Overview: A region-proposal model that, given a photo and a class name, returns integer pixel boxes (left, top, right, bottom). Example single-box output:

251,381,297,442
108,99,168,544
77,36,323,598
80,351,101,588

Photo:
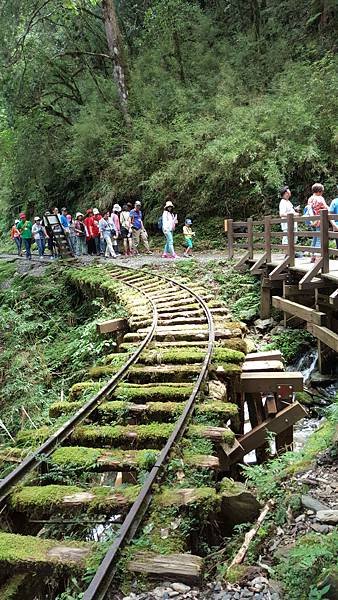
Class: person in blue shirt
60,207,70,232
329,190,338,249
129,200,152,254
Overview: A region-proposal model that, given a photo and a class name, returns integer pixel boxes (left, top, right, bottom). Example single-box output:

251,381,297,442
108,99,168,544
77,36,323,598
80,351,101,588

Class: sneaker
162,253,168,258
169,253,178,259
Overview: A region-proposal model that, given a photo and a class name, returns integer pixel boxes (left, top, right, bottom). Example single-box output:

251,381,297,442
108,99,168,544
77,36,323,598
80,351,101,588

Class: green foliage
214,268,261,322
276,532,338,600
265,328,315,362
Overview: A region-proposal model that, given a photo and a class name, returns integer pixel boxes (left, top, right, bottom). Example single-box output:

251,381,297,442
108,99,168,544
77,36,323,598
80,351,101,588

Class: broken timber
97,318,128,334
240,371,303,393
128,552,203,584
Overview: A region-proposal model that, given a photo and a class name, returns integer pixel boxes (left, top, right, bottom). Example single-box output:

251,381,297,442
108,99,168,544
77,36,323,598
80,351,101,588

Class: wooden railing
224,209,338,286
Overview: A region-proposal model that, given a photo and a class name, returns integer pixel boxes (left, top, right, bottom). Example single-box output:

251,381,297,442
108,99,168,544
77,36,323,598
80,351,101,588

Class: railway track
0,262,248,600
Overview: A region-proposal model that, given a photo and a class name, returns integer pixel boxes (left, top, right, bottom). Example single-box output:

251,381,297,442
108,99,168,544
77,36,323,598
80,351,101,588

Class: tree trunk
173,30,186,84
101,0,130,125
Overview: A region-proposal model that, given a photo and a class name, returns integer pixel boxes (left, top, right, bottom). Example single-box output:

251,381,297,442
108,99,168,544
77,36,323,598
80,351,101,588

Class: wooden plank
250,252,267,275
242,360,284,372
307,323,338,353
299,258,323,290
240,371,303,393
320,209,330,273
265,395,277,416
234,251,250,270
272,296,326,326
329,289,338,307
246,350,282,362
128,552,203,584
269,256,290,281
97,318,128,334
237,402,307,456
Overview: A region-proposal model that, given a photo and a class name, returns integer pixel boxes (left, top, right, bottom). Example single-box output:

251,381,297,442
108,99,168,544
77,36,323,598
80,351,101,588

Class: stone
309,371,337,387
254,318,274,331
213,582,222,592
310,523,331,534
295,513,305,522
172,583,191,593
168,592,179,598
301,494,329,512
162,594,169,600
316,509,338,524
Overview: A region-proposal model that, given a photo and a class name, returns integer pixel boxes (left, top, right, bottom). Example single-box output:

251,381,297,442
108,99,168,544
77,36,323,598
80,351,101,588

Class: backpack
303,205,314,227
157,215,163,231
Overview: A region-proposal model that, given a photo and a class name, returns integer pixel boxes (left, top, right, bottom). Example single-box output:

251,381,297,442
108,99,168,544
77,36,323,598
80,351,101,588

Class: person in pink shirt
307,183,329,261
109,204,121,255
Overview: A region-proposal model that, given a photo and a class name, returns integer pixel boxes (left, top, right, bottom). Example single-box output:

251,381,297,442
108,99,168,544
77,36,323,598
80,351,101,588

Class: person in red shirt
93,208,104,254
84,208,95,255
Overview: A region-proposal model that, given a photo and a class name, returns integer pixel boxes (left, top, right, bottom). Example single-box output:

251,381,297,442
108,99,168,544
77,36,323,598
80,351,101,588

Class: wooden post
247,217,253,260
227,219,234,259
260,279,271,319
246,393,269,463
264,216,272,263
320,209,329,273
287,213,295,267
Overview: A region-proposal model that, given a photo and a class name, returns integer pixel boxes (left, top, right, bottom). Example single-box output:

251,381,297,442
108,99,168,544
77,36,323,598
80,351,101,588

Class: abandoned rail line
0,260,305,600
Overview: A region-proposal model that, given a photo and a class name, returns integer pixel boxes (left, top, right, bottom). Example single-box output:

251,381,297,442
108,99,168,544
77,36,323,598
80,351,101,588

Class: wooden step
242,360,284,372
89,363,202,383
240,371,303,393
128,552,203,584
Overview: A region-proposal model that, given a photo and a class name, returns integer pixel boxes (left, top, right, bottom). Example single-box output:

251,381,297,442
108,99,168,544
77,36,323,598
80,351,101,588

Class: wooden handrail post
320,208,329,273
227,219,234,259
287,213,295,266
264,216,272,263
247,217,253,259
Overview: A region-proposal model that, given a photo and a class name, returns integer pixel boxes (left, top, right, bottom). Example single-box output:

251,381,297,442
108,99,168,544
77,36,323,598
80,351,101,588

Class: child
183,218,195,256
10,219,22,256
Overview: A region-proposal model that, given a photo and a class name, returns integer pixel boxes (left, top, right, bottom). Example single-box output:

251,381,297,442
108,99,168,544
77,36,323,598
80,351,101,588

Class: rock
213,582,222,592
245,339,256,353
301,494,329,512
233,593,240,600
162,594,170,600
316,509,338,524
295,513,305,522
318,568,338,600
309,371,338,387
168,592,179,598
208,380,227,402
270,326,285,335
310,523,331,534
171,583,191,593
254,318,274,331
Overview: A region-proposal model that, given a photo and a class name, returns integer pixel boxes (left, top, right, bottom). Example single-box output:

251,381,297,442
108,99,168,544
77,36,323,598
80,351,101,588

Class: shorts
185,237,193,249
121,226,131,239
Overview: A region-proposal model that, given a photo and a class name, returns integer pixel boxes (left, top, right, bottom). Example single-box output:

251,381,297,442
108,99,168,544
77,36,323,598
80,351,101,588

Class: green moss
0,531,93,570
88,365,118,379
157,486,218,507
115,383,193,402
69,381,101,401
188,425,235,445
219,477,244,495
72,423,175,448
49,400,82,417
16,427,51,447
210,363,242,376
226,565,248,584
99,401,185,421
135,346,244,366
10,485,83,514
51,446,102,469
197,402,238,419
217,338,248,353
295,391,314,406
264,328,314,363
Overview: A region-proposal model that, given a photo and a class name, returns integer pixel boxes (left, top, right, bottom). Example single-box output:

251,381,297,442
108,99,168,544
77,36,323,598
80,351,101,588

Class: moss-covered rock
68,381,101,401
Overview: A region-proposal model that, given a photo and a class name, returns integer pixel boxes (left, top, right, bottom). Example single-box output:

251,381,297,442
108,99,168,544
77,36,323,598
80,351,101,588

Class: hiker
110,204,121,255
307,183,329,262
93,208,104,254
162,200,178,259
120,204,133,256
183,218,195,257
84,209,95,255
10,220,22,256
60,207,69,232
279,186,300,250
67,214,76,254
17,212,33,260
74,212,87,256
32,217,47,259
329,188,338,250
99,210,116,258
130,201,152,254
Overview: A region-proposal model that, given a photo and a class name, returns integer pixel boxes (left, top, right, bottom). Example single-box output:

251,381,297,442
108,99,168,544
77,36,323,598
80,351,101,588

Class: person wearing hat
10,219,22,256
183,218,195,257
17,212,33,259
109,204,122,255
92,208,103,254
279,186,300,248
130,200,152,254
120,204,133,256
162,200,178,258
74,212,87,256
32,217,47,259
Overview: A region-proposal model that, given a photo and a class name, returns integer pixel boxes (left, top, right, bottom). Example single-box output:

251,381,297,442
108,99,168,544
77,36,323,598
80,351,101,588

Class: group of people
10,199,196,260
279,183,338,260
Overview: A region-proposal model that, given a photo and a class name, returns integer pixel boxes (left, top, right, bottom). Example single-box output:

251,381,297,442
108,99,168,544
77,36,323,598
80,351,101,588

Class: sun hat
165,201,174,208
135,201,141,206
113,204,122,212
185,218,192,225
34,216,41,221
76,212,84,218
93,208,99,215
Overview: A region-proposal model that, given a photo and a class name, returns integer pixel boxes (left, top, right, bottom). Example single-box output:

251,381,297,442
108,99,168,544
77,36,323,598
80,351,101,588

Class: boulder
316,510,338,524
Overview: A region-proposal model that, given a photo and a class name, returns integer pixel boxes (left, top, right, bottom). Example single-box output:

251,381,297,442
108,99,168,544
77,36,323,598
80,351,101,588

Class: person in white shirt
162,200,178,258
279,186,300,248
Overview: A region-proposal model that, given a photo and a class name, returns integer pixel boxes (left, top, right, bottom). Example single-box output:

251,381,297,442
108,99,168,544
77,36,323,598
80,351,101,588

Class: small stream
290,348,337,451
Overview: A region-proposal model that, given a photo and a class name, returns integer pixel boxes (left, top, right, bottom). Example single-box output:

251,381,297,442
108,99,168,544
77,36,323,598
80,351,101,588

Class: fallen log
230,499,274,567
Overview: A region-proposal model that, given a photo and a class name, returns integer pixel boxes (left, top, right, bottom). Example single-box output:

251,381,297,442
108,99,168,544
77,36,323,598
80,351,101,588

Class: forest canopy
0,0,337,225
